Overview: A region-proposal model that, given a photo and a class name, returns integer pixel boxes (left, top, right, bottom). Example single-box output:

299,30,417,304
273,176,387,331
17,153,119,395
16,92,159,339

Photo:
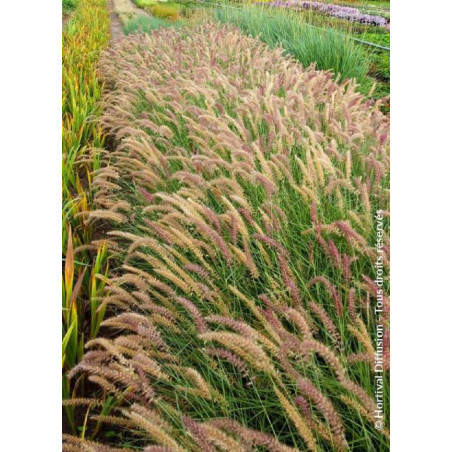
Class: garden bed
63,2,390,449
63,21,390,451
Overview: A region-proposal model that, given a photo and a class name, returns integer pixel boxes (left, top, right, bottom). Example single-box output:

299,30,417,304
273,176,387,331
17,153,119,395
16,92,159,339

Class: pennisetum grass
63,22,389,451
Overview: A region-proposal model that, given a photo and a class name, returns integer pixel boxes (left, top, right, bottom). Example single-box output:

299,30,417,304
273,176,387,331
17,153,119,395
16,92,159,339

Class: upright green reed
123,14,175,34
216,5,370,85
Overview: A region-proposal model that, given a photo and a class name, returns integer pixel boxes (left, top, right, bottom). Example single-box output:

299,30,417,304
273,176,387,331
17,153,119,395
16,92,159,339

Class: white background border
1,0,452,450
0,0,61,449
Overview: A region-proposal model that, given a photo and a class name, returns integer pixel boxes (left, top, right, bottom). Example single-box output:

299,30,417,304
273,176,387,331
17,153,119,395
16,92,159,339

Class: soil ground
109,0,124,42
109,0,151,41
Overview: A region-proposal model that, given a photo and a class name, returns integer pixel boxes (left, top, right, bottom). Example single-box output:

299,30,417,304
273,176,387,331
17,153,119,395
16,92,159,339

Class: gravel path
109,0,124,42
109,0,150,42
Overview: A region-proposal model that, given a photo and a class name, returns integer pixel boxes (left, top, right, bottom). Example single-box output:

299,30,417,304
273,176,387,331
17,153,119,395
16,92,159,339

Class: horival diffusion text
374,209,384,430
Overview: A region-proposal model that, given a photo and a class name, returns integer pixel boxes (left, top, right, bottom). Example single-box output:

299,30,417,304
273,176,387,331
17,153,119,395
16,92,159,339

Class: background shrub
63,0,78,13
150,3,180,20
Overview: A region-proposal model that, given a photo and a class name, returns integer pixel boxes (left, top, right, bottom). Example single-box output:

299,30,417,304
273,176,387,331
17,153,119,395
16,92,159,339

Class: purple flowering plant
264,1,389,28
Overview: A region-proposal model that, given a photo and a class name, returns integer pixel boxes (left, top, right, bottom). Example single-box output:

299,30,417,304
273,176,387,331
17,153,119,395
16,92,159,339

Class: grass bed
64,23,390,451
214,4,389,104
124,14,176,34
62,0,111,434
149,3,180,20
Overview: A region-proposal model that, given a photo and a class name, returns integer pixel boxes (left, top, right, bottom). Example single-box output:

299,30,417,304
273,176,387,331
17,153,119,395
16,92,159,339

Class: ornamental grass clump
65,24,389,451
